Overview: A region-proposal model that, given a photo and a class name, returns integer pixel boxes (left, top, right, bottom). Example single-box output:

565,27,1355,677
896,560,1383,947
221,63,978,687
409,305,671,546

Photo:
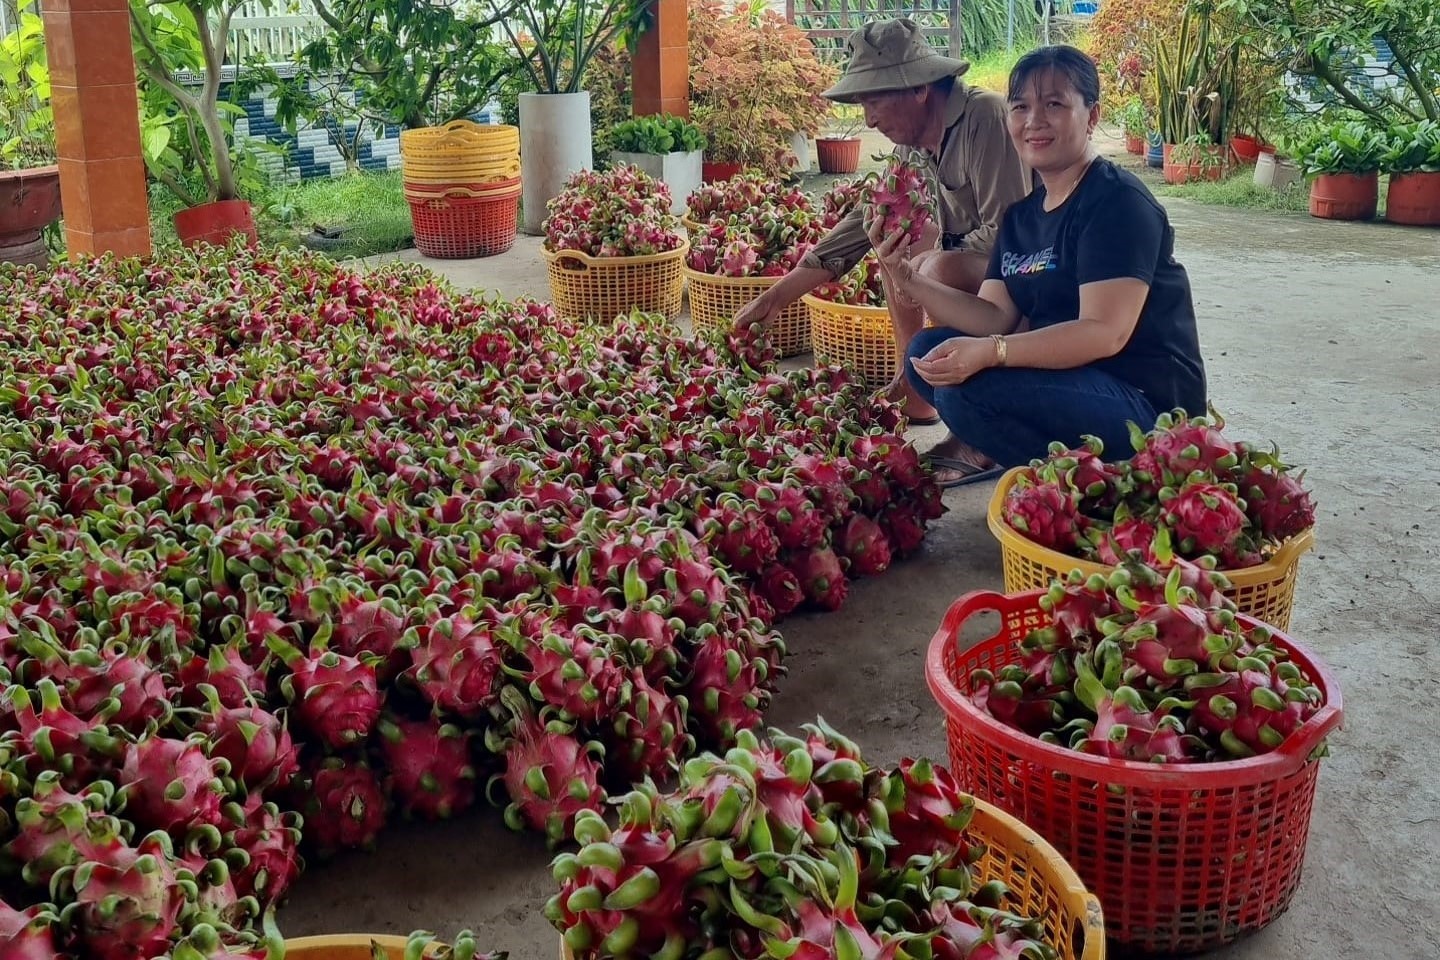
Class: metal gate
785,0,964,63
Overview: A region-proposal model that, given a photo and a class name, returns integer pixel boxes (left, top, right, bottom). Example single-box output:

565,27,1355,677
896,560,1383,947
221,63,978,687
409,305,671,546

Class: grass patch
1153,173,1311,214
966,46,1029,94
142,169,414,260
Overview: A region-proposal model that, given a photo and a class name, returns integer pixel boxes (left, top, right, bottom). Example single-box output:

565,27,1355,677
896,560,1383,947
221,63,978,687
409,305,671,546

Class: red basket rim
924,589,1344,789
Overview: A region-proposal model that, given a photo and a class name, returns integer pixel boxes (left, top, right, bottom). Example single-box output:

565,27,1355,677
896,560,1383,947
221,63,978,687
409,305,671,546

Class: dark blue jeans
905,328,1159,468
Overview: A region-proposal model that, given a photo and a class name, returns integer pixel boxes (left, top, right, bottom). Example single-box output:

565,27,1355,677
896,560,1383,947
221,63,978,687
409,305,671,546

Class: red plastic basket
405,184,520,259
925,590,1343,955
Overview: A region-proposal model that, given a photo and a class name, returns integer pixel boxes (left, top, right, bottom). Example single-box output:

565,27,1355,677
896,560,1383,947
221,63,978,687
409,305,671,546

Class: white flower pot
519,91,593,235
789,131,812,174
1254,151,1301,191
609,150,703,215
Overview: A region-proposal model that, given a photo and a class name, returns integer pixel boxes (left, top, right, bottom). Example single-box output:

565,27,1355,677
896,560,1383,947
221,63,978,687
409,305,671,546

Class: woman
868,44,1207,487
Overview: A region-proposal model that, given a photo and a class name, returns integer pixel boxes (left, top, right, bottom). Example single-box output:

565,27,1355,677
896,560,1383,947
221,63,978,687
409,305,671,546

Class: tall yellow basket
556,795,1105,960
986,466,1316,630
399,120,521,184
685,268,811,356
543,242,689,322
803,293,895,387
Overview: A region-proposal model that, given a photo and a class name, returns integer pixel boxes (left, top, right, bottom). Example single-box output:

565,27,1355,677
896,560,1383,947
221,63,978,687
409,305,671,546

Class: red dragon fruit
226,799,303,908
1131,409,1239,484
7,677,122,788
57,641,170,732
405,613,504,720
492,704,607,848
685,637,767,746
878,499,928,557
747,480,830,550
862,154,937,246
0,899,59,960
175,643,265,709
786,545,849,611
758,563,805,617
876,757,974,865
197,700,299,791
1188,663,1320,758
272,639,382,749
118,733,228,834
1002,480,1086,553
1084,686,1192,763
55,831,189,960
835,513,892,577
1160,481,1248,558
605,670,693,784
1036,435,1117,503
1239,466,1315,541
377,715,479,821
692,495,781,575
849,433,928,493
519,629,626,726
1090,514,1166,567
297,756,390,857
2,771,128,888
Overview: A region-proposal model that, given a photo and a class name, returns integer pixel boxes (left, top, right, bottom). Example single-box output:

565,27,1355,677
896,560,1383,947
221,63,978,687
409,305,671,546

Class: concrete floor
281,154,1440,958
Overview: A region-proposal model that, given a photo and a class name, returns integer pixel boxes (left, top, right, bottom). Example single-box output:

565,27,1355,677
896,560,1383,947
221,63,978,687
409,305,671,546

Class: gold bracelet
991,333,1008,367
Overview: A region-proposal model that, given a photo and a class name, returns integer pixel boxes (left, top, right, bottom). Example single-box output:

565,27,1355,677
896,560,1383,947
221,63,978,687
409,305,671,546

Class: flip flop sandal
928,455,1004,489
905,413,941,426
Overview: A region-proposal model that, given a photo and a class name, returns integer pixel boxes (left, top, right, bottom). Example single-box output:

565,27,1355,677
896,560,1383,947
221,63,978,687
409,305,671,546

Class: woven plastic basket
684,268,810,357
400,121,521,184
557,793,1105,960
986,466,1316,631
543,242,689,321
407,183,521,259
926,589,1342,954
803,293,895,387
283,935,412,959
403,176,521,201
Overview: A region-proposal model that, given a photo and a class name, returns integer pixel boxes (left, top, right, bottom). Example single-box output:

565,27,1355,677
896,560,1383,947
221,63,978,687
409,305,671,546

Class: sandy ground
281,134,1440,959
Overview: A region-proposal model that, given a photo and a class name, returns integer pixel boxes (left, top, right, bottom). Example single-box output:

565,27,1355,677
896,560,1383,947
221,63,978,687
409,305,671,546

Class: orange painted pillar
632,0,689,118
42,0,152,258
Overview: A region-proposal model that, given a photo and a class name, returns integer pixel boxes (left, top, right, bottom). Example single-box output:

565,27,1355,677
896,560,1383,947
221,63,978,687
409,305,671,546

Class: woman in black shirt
869,45,1207,486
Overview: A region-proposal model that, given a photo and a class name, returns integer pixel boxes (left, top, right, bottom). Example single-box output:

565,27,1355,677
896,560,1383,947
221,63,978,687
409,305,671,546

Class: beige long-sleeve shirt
800,83,1033,278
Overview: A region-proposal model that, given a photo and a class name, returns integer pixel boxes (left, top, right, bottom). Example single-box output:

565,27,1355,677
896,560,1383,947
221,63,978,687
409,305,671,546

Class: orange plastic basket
283,935,414,959
986,466,1316,631
557,793,1105,960
926,589,1342,955
684,268,810,357
803,293,894,387
406,183,521,259
543,242,688,322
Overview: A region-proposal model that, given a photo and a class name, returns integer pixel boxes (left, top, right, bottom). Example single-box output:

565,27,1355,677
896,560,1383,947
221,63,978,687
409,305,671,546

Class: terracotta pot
173,199,258,249
1385,170,1440,226
1125,134,1146,155
0,165,63,268
1308,171,1378,221
816,137,862,174
701,161,743,183
1163,143,1226,184
1230,134,1262,165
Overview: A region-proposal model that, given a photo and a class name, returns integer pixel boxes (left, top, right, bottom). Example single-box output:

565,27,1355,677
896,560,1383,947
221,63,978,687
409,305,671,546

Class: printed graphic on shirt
1000,246,1058,277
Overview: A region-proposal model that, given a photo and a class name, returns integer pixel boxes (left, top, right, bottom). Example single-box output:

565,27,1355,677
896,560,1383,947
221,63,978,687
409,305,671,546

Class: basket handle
923,589,1034,701
550,249,595,270
1267,526,1316,568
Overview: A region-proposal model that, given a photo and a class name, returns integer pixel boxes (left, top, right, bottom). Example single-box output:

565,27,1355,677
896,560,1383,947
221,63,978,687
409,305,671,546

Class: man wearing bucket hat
733,18,1032,428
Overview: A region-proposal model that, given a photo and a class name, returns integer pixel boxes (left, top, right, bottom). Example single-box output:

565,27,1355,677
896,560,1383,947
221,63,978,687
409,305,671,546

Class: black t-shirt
984,158,1207,415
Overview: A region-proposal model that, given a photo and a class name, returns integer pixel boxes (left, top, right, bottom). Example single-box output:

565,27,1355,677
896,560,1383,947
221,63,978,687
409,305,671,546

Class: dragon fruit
272,639,382,749
787,545,849,611
836,513,892,577
685,637,768,746
176,644,265,709
1239,466,1315,541
118,733,228,834
7,677,122,788
2,771,129,888
1035,436,1117,503
1082,686,1192,763
1132,409,1239,483
876,757,974,864
747,479,830,550
862,154,937,246
377,716,479,820
519,629,626,726
1002,480,1085,552
719,237,761,277
198,700,299,791
605,670,693,783
1188,661,1321,758
692,496,780,575
1159,481,1248,558
405,613,504,719
226,800,303,908
879,499,928,557
297,756,390,856
492,704,607,848
55,831,189,960
0,899,59,960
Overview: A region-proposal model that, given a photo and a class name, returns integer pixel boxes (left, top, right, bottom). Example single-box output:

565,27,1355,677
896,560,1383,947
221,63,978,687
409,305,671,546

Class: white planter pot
789,131,812,174
1254,151,1301,191
519,91,593,235
609,149,703,214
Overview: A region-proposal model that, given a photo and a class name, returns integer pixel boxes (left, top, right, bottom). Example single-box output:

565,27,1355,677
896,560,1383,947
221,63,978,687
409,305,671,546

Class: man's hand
909,335,1001,387
733,292,779,331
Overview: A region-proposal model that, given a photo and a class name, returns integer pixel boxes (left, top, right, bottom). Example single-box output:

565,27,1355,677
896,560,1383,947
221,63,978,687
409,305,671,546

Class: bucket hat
822,18,971,103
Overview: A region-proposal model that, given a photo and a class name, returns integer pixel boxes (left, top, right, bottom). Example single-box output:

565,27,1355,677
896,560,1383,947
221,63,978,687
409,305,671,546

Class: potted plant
1381,119,1440,226
129,0,268,248
816,103,865,173
1116,96,1149,155
0,0,61,268
1294,119,1387,221
488,0,649,234
1150,4,1238,173
608,114,706,215
690,106,747,183
688,0,837,181
1166,132,1226,184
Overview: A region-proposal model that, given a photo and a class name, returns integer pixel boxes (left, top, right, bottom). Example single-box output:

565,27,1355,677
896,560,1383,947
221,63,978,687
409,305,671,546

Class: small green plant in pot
1380,120,1440,226
817,103,865,173
1116,96,1149,153
608,114,707,215
1294,119,1387,221
0,0,62,267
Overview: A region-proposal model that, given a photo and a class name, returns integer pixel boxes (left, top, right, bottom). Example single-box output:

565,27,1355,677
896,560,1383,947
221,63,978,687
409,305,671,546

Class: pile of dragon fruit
683,173,850,279
1001,410,1316,570
543,166,685,258
548,721,1059,960
0,244,944,958
971,559,1327,762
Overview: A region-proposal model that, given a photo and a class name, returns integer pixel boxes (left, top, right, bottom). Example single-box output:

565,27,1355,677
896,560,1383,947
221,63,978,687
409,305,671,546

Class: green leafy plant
0,0,54,170
609,114,705,154
1149,3,1240,145
1171,130,1225,169
1116,96,1150,138
1293,118,1388,176
820,103,865,141
1381,119,1440,173
484,0,650,95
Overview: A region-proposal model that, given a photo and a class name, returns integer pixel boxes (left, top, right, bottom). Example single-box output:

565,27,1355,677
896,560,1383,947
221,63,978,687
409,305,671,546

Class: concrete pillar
631,0,689,118
42,0,152,258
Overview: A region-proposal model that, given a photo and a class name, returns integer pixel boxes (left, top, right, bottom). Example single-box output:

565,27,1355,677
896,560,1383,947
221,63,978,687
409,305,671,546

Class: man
734,18,1032,431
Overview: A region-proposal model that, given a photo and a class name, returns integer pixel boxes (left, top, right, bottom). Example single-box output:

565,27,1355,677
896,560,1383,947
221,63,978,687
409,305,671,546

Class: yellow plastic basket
283,935,415,959
803,293,895,388
556,795,1104,960
986,466,1316,630
401,157,522,185
544,242,689,322
684,268,811,357
399,120,520,158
